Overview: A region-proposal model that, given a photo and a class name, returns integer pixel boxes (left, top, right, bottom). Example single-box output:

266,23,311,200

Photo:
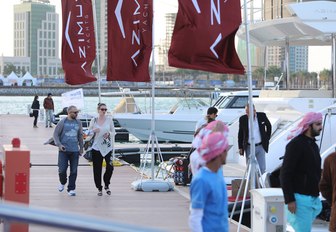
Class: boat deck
0,114,249,231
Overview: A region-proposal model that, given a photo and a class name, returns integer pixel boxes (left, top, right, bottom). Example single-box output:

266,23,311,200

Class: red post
3,138,30,232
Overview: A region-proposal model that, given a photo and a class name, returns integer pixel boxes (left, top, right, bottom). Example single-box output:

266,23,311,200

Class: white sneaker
68,190,76,196
58,184,64,192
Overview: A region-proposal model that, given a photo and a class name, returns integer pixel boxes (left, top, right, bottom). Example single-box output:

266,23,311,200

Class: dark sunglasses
100,108,107,111
70,111,79,114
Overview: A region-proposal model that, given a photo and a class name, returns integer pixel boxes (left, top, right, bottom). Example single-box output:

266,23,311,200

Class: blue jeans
58,151,79,192
45,109,54,126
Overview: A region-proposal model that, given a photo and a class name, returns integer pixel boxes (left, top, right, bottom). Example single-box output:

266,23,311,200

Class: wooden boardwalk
0,115,249,232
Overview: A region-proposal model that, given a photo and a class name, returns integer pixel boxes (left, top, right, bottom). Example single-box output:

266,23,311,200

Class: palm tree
319,69,331,89
3,63,17,76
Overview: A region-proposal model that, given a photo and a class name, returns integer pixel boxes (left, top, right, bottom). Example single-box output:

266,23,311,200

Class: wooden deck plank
0,115,249,232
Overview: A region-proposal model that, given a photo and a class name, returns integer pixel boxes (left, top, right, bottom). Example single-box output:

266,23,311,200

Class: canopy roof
6,71,18,80
237,1,336,47
22,72,36,80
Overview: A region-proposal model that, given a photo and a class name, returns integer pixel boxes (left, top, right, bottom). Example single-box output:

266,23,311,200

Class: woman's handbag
83,135,95,161
83,118,97,162
83,150,93,161
29,111,33,117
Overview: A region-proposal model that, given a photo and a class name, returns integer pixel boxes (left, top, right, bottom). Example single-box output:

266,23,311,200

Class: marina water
0,96,210,115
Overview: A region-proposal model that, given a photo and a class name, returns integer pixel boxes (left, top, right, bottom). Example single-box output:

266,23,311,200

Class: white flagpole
237,1,256,232
131,0,173,192
92,0,102,103
243,0,255,189
150,0,156,180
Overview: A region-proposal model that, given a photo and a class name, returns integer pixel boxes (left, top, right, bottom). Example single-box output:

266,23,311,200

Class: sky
0,0,331,73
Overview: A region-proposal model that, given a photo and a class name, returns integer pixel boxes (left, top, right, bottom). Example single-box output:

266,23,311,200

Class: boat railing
0,201,163,232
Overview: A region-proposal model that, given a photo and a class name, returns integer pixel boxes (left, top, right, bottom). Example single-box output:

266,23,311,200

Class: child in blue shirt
189,121,229,232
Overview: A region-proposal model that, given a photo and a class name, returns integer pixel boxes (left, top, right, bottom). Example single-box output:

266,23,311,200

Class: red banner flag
168,0,245,74
61,0,97,85
107,0,152,82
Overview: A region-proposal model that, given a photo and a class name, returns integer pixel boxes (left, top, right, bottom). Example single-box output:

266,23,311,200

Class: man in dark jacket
43,93,54,128
280,112,323,232
238,104,271,174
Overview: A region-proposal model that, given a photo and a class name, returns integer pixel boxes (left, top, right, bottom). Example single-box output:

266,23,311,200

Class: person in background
190,120,227,176
189,107,219,177
31,95,40,128
320,151,336,232
189,127,230,232
53,105,83,196
88,103,116,196
280,112,323,231
238,104,271,174
194,106,218,135
43,93,54,128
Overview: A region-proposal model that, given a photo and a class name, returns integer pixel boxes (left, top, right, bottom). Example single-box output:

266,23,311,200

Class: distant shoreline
0,86,241,97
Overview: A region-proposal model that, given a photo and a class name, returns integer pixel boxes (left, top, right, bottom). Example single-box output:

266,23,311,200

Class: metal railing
0,202,164,232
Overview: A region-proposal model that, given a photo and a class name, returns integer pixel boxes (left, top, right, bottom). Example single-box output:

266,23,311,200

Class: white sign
61,88,84,109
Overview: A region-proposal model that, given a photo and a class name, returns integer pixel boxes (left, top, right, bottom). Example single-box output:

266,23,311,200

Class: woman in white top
88,103,116,196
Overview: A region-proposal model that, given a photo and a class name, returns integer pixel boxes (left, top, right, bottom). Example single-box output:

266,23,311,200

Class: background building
0,55,30,76
263,0,308,73
156,13,176,73
14,0,60,77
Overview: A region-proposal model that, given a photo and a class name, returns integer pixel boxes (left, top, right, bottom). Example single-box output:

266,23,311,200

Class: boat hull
115,113,197,143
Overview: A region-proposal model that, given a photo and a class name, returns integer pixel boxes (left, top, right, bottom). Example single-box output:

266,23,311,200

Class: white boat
225,89,336,166
225,90,336,232
114,90,259,143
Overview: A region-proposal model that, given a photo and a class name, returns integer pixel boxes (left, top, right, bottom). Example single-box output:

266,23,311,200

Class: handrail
0,202,164,232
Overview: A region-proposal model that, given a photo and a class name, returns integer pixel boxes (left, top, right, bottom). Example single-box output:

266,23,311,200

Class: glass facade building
14,0,59,77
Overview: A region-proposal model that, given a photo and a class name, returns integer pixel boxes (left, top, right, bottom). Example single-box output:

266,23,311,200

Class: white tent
22,72,37,86
4,72,19,86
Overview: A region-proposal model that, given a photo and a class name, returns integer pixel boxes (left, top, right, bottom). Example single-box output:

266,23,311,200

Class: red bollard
3,138,30,232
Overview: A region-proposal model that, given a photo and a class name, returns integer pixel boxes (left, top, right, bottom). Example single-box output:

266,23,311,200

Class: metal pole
0,202,161,232
332,33,336,98
243,0,257,230
92,0,101,103
264,46,267,89
150,0,156,180
285,37,290,89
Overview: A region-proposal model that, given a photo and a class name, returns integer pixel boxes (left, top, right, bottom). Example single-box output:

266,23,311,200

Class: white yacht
226,90,336,167
114,90,259,143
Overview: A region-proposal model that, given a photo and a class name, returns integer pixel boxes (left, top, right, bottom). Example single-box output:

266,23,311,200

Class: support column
332,33,336,97
285,37,290,89
264,46,268,89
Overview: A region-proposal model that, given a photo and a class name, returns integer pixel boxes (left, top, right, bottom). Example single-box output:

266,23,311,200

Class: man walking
238,104,272,174
43,93,54,128
53,105,83,196
280,112,323,231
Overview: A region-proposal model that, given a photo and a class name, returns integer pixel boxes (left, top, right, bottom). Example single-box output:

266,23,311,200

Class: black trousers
33,110,39,126
92,149,114,191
